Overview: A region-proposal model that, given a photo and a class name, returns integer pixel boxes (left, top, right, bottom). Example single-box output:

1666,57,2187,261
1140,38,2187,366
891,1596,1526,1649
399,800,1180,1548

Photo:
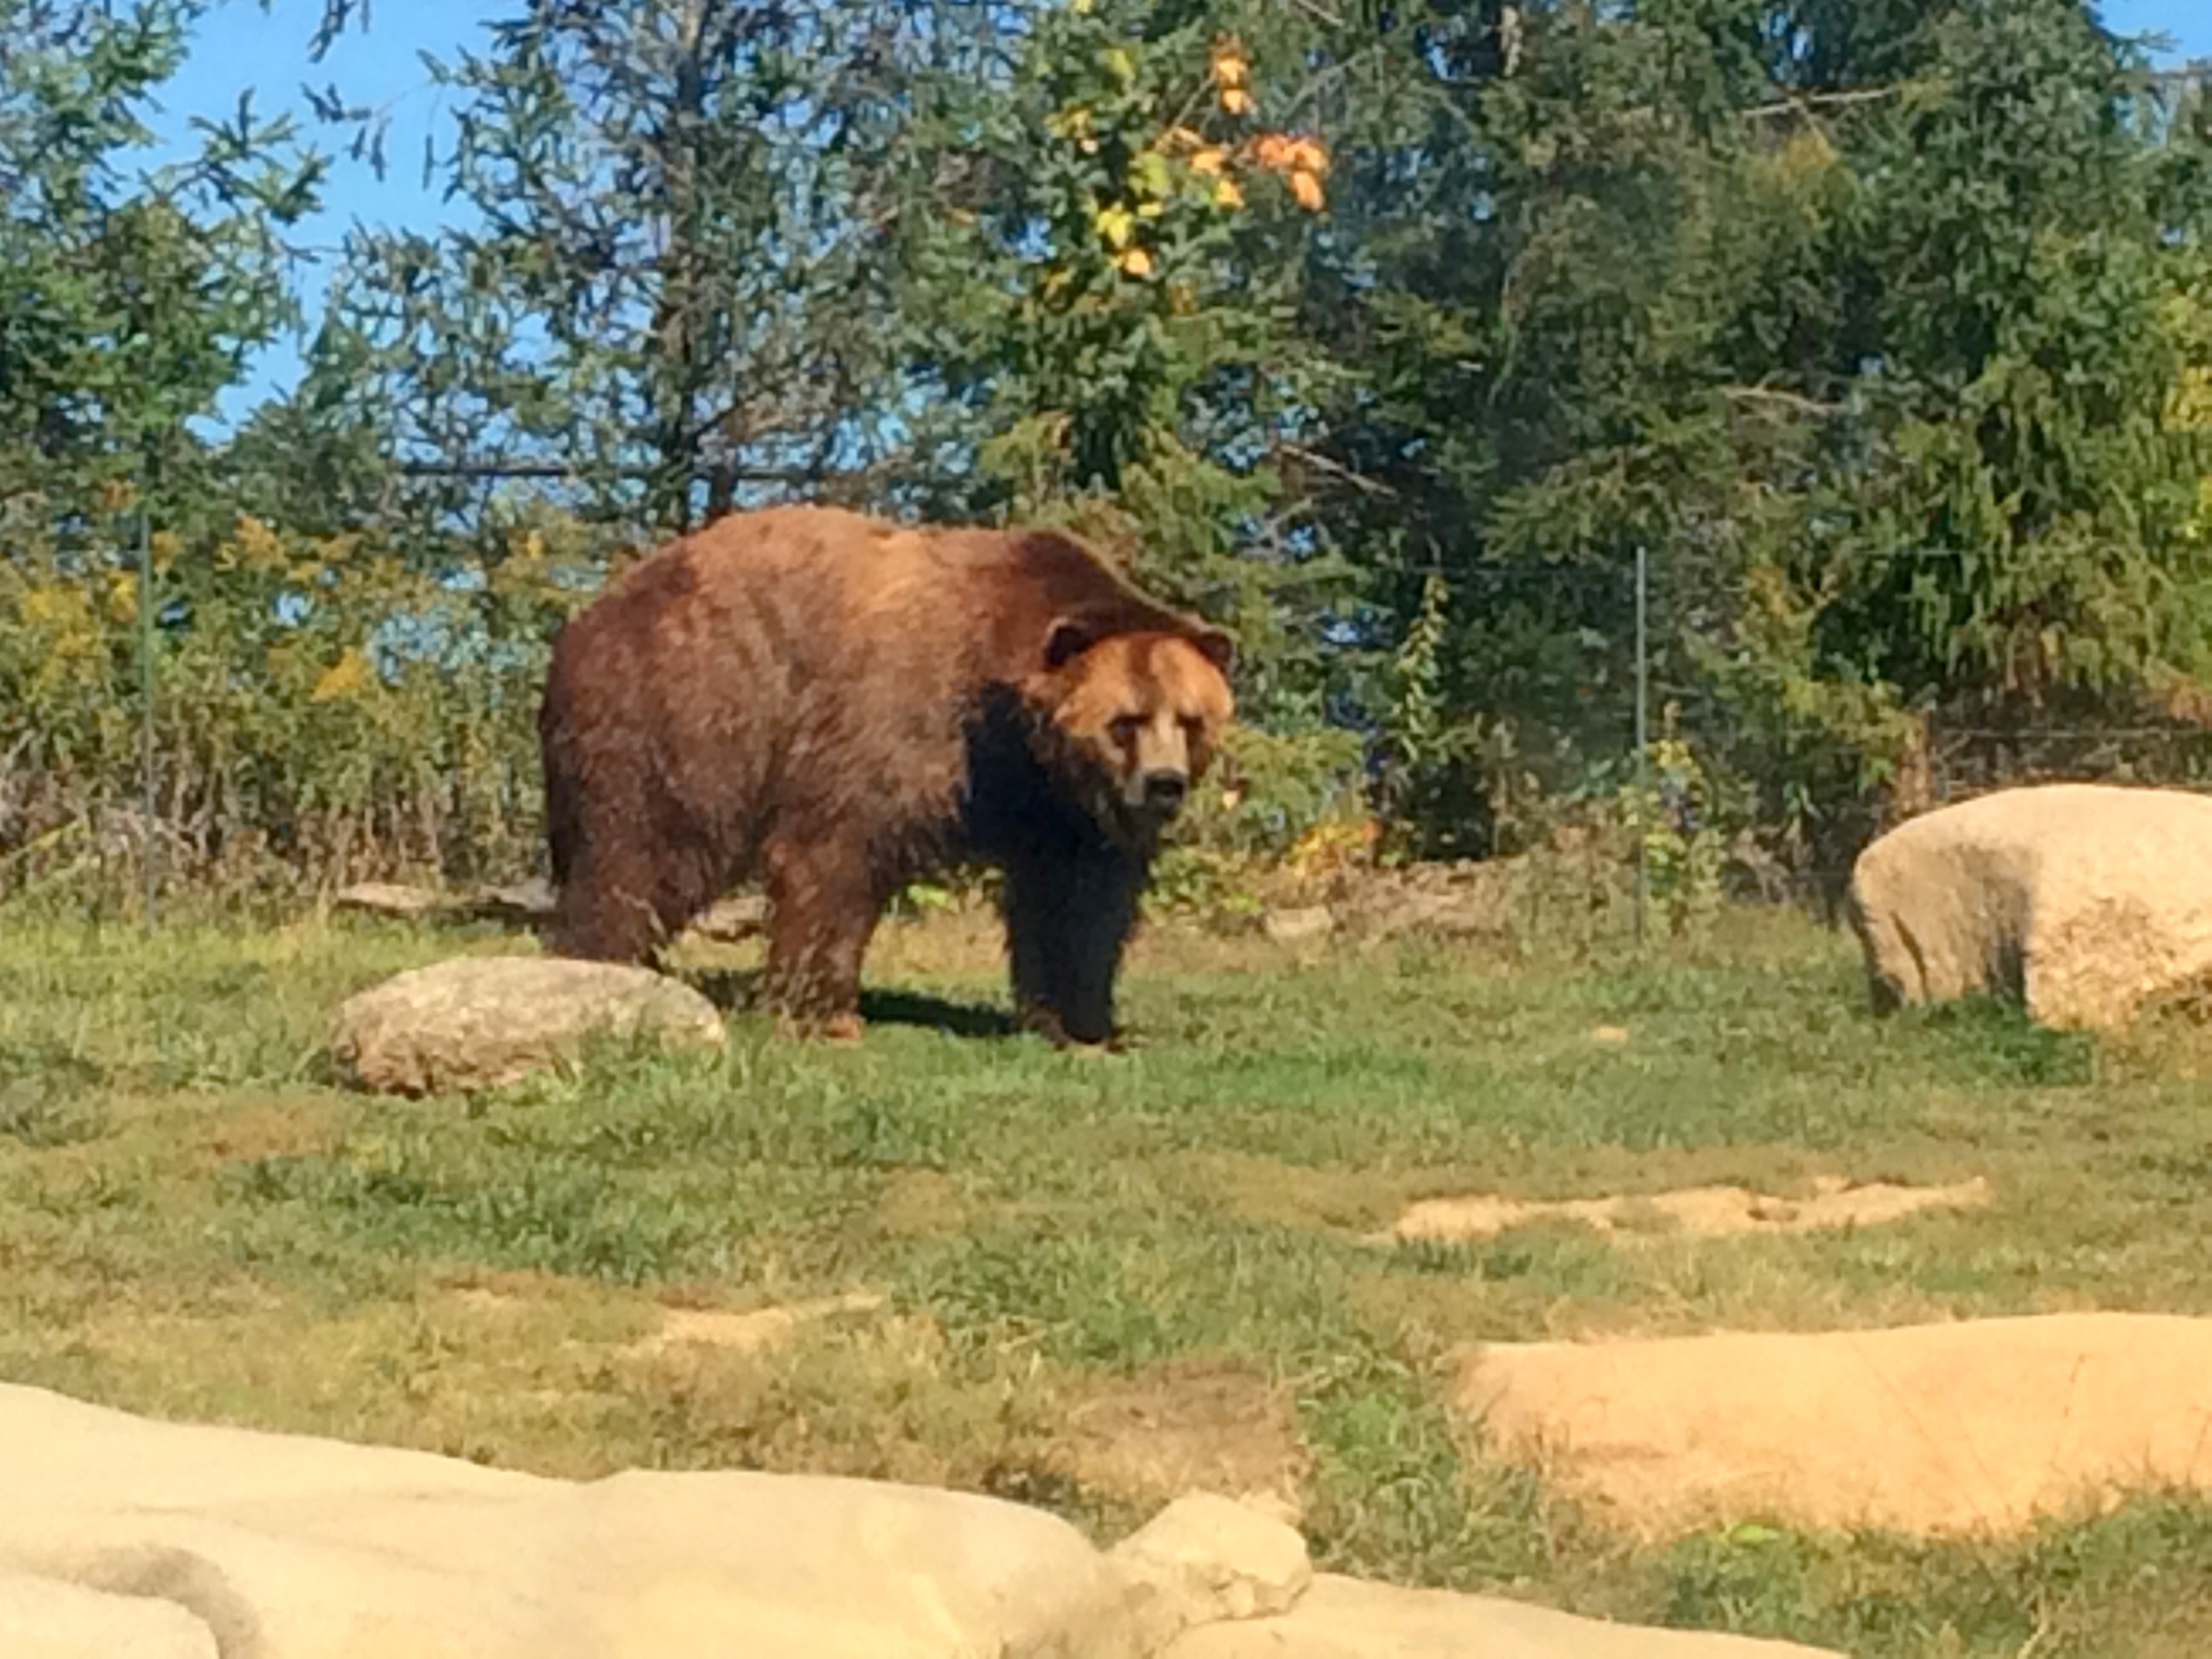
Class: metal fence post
140,511,157,928
1633,544,1648,951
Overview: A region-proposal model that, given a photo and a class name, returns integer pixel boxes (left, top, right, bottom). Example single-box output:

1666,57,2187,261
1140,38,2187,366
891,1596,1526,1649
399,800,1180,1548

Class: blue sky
150,0,2212,420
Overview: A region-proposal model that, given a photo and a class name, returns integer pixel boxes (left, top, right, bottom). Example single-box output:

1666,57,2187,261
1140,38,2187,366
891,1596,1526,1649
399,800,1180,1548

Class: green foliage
1305,0,2212,867
291,0,947,537
0,1,319,512
10,1,2212,895
897,1,1355,715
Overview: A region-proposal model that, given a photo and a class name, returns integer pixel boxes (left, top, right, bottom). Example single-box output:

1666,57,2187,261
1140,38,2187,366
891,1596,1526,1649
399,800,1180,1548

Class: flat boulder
0,1380,1138,1659
1111,1492,1312,1654
0,1381,1847,1659
331,955,725,1094
1160,1575,1832,1658
1849,783,2212,1029
0,1570,219,1659
1457,1312,2212,1538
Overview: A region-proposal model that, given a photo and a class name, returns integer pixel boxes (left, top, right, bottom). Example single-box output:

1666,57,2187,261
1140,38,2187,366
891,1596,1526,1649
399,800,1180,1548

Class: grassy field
5,900,2212,1654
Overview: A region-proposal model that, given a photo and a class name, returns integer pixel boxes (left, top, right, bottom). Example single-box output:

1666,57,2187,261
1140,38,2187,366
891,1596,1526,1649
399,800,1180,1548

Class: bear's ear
1190,625,1235,677
1042,617,1099,671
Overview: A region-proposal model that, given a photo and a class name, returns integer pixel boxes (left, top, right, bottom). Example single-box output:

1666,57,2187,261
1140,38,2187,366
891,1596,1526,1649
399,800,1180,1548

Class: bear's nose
1141,771,1188,815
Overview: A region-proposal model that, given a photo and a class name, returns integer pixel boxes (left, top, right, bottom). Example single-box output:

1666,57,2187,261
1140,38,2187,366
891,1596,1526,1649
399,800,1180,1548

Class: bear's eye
1109,715,1143,747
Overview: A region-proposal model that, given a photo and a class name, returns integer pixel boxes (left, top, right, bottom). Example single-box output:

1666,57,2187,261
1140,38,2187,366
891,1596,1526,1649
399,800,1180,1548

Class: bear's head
1034,619,1235,850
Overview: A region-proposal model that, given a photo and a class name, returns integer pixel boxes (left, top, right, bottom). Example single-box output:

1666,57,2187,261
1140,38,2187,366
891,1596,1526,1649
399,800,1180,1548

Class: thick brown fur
537,505,1233,1044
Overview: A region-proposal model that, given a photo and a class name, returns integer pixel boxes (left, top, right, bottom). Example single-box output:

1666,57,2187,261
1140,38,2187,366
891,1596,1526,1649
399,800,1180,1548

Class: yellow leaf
1132,150,1172,199
311,649,371,704
1189,146,1227,176
1289,169,1325,211
1115,247,1155,279
234,513,287,575
1101,45,1135,83
1094,204,1137,249
1213,177,1245,209
1220,86,1253,115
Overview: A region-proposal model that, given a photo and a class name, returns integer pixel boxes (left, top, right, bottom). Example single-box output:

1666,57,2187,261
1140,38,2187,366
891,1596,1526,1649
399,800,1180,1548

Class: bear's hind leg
760,836,882,1041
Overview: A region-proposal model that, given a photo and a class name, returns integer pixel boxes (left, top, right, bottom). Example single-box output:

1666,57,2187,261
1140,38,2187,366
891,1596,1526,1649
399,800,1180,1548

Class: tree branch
1743,85,1904,121
1720,384,1850,419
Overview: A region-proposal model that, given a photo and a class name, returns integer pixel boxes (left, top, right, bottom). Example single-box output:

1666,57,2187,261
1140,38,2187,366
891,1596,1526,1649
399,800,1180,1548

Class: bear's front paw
775,1010,865,1045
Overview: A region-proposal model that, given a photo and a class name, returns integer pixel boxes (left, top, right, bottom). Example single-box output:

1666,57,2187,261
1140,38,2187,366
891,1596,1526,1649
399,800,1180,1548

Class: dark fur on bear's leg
1004,848,1147,1047
759,835,882,1040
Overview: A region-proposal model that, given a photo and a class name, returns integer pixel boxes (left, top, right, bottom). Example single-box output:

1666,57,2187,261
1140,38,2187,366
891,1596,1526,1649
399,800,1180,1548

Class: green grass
5,903,2212,1654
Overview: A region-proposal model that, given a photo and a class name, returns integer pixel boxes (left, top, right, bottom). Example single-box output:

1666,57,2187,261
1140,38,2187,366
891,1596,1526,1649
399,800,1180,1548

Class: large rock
330,955,725,1094
1111,1493,1312,1654
0,1570,219,1659
0,1382,1843,1659
1849,783,2212,1029
0,1381,1138,1659
1160,1575,1832,1658
1457,1312,2212,1538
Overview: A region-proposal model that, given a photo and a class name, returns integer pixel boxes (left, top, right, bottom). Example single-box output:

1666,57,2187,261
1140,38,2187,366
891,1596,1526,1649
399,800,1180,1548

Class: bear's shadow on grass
684,968,1017,1040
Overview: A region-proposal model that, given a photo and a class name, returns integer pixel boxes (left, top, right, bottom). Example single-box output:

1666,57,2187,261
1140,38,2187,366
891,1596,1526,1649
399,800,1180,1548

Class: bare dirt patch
1049,1359,1310,1519
1457,1311,2212,1538
1386,1174,1994,1245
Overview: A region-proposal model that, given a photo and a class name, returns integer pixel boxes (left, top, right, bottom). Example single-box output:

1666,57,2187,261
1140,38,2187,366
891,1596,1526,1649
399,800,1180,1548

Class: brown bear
537,504,1234,1045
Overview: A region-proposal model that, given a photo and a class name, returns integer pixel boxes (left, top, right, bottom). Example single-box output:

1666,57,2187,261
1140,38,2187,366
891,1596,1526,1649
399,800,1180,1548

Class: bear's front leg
760,836,882,1042
1003,849,1146,1048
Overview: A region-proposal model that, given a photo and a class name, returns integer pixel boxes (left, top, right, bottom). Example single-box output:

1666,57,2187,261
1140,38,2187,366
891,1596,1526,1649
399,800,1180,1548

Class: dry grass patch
1050,1356,1311,1518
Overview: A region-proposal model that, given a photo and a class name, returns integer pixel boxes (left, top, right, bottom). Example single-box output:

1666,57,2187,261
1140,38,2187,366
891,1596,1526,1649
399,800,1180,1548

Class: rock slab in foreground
1112,1492,1313,1654
0,1380,1136,1659
0,1569,220,1659
1849,783,2212,1029
1459,1311,2212,1538
1162,1574,1828,1658
331,955,725,1094
0,1382,1841,1659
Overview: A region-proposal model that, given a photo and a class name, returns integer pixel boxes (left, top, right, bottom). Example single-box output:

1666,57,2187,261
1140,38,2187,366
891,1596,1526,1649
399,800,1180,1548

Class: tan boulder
0,1381,1139,1659
1457,1312,2212,1538
1848,783,2212,1029
1160,1574,1835,1658
330,955,725,1094
1111,1492,1312,1654
0,1570,219,1659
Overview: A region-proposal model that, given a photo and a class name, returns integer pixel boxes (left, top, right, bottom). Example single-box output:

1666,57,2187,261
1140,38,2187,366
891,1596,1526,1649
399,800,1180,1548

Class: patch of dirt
1385,1175,1994,1245
1048,1359,1310,1518
1457,1312,2212,1538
